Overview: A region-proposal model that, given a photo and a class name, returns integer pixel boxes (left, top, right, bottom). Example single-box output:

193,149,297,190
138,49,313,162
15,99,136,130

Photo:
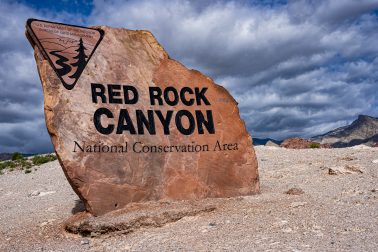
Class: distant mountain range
0,153,12,161
253,114,378,148
311,115,378,147
252,138,282,146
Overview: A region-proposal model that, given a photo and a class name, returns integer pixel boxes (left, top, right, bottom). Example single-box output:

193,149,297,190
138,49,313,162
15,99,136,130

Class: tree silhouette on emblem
69,38,88,80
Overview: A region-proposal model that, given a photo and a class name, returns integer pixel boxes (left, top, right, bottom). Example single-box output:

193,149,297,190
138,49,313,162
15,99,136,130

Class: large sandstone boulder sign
26,19,259,215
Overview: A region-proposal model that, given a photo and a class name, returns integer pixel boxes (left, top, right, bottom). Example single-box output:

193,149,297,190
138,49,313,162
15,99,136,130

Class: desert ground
0,146,377,251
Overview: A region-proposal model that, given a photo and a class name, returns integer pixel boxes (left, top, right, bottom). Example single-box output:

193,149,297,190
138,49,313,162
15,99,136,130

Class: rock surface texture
280,138,316,149
280,137,330,149
28,24,259,215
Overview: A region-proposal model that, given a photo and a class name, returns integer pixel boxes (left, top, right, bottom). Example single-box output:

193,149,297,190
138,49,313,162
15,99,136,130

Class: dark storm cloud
0,120,51,153
0,0,377,153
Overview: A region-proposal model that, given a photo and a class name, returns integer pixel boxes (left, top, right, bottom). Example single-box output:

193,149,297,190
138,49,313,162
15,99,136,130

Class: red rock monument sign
26,19,259,216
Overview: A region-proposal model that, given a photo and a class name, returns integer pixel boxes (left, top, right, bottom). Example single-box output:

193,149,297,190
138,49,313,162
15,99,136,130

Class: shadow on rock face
72,199,86,214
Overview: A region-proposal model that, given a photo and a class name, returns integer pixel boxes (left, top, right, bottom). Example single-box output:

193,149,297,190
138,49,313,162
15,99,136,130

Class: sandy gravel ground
0,146,377,251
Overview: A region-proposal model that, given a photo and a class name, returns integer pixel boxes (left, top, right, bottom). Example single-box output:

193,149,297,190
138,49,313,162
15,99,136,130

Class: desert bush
32,154,57,166
0,161,16,170
0,162,6,170
0,154,56,172
0,159,30,171
20,159,32,169
11,152,24,161
309,143,321,148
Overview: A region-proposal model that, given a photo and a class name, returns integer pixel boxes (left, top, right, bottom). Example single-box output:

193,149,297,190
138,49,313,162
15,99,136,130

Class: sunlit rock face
27,21,259,216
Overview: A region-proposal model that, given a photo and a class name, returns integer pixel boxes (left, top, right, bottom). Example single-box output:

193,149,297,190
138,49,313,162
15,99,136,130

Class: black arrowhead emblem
26,19,104,90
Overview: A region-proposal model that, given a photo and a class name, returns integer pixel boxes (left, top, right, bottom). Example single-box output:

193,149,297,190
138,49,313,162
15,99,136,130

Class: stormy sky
0,0,378,153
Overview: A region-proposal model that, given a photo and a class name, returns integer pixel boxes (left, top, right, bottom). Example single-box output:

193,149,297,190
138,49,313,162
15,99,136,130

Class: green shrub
309,142,320,148
20,159,32,169
0,162,6,170
11,152,24,161
0,161,16,170
0,153,56,172
32,154,57,166
0,159,30,171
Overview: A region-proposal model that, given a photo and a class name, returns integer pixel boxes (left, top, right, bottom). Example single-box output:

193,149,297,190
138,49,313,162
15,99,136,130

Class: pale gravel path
0,146,377,251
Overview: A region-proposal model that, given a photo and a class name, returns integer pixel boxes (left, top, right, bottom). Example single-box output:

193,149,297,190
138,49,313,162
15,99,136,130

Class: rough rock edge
64,201,216,237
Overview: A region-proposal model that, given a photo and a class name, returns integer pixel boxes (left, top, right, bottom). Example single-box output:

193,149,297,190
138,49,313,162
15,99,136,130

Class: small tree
11,152,24,161
309,143,320,149
69,38,88,80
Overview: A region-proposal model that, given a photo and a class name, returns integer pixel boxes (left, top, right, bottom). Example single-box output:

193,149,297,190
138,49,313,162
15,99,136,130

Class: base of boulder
64,199,217,237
